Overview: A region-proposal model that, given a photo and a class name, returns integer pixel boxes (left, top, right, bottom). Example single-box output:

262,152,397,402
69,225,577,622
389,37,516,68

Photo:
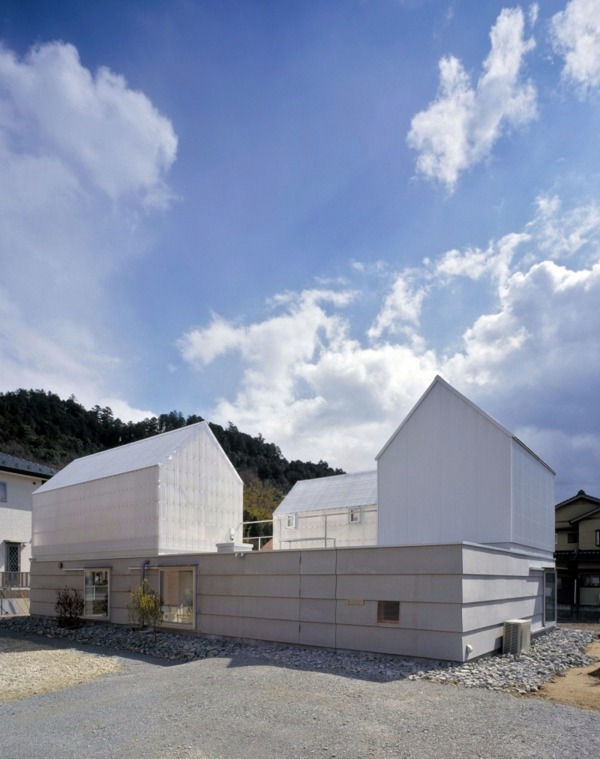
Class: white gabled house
272,470,377,549
32,422,243,561
1,453,55,592
376,376,555,555
29,378,558,661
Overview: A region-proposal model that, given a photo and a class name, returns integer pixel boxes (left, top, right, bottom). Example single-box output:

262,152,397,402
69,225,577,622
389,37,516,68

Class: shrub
55,587,84,629
128,579,163,639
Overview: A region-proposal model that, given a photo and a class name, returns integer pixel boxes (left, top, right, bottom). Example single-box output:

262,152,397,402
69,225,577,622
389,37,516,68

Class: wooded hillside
0,389,344,532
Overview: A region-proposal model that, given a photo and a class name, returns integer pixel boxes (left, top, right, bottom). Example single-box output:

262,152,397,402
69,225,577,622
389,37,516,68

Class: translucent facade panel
273,506,377,549
377,379,511,546
158,426,243,553
32,422,243,560
33,467,159,559
275,471,377,515
511,441,555,552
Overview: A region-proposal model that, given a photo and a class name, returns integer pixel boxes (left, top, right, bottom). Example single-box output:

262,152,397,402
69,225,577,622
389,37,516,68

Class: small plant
128,579,163,639
55,587,84,629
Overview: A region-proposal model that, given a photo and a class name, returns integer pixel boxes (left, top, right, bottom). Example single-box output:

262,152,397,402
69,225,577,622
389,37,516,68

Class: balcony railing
0,571,30,589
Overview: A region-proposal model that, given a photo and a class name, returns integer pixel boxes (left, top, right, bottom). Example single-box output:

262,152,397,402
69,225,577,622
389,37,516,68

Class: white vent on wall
503,619,531,656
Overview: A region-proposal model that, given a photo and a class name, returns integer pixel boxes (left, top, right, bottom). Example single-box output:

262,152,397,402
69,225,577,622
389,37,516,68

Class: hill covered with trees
0,389,344,534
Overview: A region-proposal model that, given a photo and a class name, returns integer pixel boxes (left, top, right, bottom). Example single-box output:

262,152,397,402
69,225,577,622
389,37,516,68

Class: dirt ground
0,636,122,704
538,625,600,712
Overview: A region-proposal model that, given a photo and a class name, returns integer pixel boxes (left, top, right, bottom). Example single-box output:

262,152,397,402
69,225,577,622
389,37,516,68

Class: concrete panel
462,575,540,603
299,550,337,575
335,624,420,658
200,594,300,621
199,615,300,644
299,622,336,648
335,599,376,626
336,574,462,603
30,600,56,617
336,545,463,576
199,551,300,576
299,598,336,624
463,627,504,660
111,608,131,626
414,629,464,661
399,602,463,632
462,546,542,577
200,574,300,598
462,596,543,631
300,574,336,599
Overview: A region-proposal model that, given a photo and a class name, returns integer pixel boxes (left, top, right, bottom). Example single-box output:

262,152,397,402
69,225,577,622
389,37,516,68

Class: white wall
33,467,160,560
0,471,46,573
377,379,512,546
158,426,243,553
273,506,377,549
510,440,555,553
32,424,243,561
30,542,554,662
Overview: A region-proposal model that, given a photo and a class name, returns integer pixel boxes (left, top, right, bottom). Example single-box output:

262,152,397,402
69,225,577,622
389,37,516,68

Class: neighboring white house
272,470,377,549
0,453,55,587
32,422,243,562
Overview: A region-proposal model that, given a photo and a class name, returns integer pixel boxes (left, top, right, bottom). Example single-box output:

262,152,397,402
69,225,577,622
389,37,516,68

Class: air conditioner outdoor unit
503,619,531,656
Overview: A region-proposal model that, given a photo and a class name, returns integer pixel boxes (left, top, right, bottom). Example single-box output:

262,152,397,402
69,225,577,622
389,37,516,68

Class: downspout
140,559,150,585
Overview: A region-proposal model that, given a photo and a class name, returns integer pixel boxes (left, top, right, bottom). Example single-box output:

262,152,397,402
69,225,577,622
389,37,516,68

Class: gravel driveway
1,634,599,759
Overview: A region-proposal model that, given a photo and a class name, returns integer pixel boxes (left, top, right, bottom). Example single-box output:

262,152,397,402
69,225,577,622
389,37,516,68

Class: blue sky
1,0,599,499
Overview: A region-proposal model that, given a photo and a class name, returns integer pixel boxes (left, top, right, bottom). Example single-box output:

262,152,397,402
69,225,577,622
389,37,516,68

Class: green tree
128,579,163,639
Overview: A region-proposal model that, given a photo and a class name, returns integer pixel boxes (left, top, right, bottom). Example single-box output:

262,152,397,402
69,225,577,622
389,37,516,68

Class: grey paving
0,633,599,759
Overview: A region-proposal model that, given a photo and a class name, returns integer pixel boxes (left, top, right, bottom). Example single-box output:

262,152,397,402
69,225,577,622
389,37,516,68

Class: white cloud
407,7,537,191
435,232,528,286
0,41,177,416
529,196,600,261
180,195,600,490
367,272,429,341
550,0,600,95
179,288,438,468
0,42,177,206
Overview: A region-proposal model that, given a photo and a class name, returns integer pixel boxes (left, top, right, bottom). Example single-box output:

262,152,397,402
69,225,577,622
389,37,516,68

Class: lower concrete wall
29,542,554,662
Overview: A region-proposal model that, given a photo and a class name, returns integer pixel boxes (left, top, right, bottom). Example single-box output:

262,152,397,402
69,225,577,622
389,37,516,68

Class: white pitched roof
274,471,377,515
375,375,554,473
35,422,219,493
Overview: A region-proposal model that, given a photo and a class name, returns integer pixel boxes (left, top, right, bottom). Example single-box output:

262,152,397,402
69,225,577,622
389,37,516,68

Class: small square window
377,600,400,624
286,514,296,529
349,507,361,524
567,532,578,544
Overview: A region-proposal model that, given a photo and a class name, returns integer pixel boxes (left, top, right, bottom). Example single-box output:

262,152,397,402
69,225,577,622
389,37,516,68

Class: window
160,568,195,628
596,529,600,547
544,570,556,625
84,569,109,618
377,600,400,624
349,507,361,524
286,514,296,529
0,482,6,502
567,532,578,544
5,543,20,585
5,543,19,573
580,574,600,588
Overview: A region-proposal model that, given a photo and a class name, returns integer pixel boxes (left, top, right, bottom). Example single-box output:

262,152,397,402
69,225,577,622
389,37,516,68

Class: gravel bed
1,616,596,695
